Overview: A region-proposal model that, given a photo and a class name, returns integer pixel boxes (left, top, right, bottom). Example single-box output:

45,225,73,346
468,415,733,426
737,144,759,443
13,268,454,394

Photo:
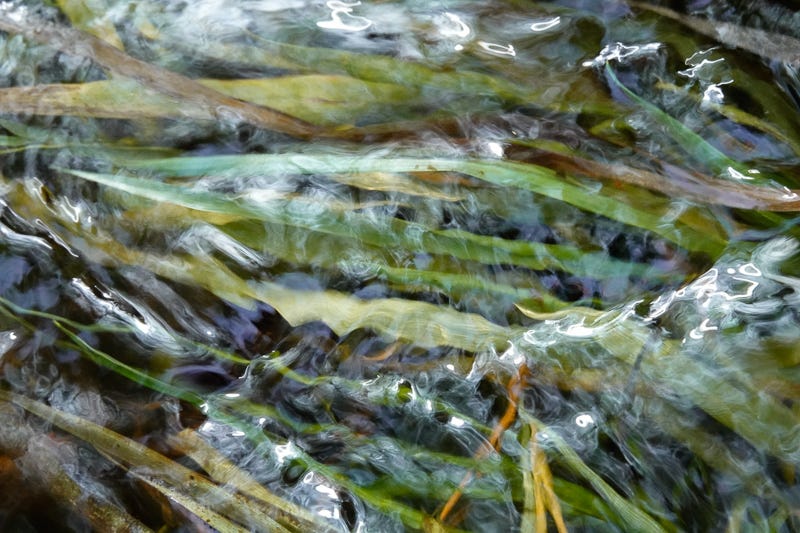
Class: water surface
0,1,799,531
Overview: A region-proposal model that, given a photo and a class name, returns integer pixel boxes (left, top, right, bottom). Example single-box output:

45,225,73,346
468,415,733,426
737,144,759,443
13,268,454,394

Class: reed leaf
166,34,626,117
56,0,124,50
606,65,748,177
124,472,255,533
654,81,800,158
0,390,305,532
61,166,648,277
539,307,800,466
167,428,345,533
175,255,517,351
517,139,800,211
630,2,800,67
0,13,321,138
116,153,726,253
12,433,152,533
520,411,668,533
0,75,419,127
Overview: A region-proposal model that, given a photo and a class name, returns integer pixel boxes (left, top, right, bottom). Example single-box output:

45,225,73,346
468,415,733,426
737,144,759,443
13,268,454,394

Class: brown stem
438,365,529,524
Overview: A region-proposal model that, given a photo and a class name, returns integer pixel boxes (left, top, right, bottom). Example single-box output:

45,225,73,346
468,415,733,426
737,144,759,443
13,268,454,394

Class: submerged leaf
121,152,728,253
523,142,800,211
631,2,800,67
606,65,743,176
520,412,668,533
0,75,420,127
61,166,647,277
0,13,321,138
168,428,337,533
177,256,517,351
56,0,124,50
0,390,319,532
15,433,152,533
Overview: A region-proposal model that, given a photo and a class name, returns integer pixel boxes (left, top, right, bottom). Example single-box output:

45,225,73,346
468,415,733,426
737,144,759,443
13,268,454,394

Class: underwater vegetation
0,1,799,531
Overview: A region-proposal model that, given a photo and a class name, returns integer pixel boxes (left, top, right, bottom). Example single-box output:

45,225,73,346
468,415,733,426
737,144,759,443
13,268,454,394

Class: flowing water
0,1,799,531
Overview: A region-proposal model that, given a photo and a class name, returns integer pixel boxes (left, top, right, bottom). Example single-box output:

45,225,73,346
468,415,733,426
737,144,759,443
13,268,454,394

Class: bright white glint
454,44,464,51
60,197,82,223
582,42,661,68
679,57,725,79
317,0,372,32
647,291,676,320
8,332,16,340
738,263,762,277
449,416,466,428
487,142,504,158
274,443,296,462
315,484,340,499
701,83,727,106
224,392,241,398
230,430,246,437
575,413,594,428
446,364,455,371
478,41,516,57
530,16,561,32
726,166,754,181
441,12,471,38
688,318,718,340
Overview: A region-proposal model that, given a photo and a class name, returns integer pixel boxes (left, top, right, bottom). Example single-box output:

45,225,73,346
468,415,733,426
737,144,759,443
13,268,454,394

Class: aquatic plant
0,1,799,531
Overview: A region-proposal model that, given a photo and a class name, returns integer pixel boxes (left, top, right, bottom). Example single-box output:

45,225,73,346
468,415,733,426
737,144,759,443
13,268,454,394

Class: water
0,1,799,531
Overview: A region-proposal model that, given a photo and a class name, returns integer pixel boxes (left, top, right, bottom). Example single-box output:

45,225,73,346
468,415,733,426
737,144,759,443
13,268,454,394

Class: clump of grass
0,1,799,531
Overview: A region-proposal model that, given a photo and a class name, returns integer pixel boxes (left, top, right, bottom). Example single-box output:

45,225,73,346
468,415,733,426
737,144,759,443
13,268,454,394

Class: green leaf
0,390,305,533
56,0,124,50
120,153,728,254
605,64,742,177
536,306,800,466
520,411,668,533
61,166,647,277
0,76,420,127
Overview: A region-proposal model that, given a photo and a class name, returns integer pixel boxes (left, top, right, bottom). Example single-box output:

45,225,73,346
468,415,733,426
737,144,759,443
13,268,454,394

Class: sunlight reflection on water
530,16,561,33
477,41,515,57
438,12,470,39
317,1,372,32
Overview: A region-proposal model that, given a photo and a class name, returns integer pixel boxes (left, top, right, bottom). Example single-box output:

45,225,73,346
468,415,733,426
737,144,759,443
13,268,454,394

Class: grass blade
0,13,321,138
520,411,668,533
605,64,746,178
61,166,648,277
630,2,800,67
121,153,728,253
55,0,124,50
0,390,310,532
14,433,152,532
0,75,421,127
168,428,338,533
